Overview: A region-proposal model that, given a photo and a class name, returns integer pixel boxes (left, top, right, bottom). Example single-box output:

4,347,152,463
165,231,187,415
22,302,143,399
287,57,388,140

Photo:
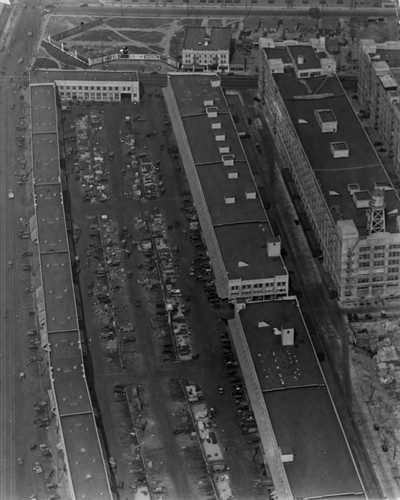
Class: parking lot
62,84,269,499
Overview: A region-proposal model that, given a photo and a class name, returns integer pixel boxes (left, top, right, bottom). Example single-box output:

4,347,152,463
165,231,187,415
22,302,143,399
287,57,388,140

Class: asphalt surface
0,3,56,500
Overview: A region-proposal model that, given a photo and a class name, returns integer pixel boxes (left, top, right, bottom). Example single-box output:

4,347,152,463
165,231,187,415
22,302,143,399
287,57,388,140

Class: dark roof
239,300,365,499
376,48,400,68
288,45,323,70
30,69,139,83
183,27,231,51
273,69,400,235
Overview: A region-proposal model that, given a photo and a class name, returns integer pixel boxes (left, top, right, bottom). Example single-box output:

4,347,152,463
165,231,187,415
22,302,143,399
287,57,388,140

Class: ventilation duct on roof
224,195,236,204
222,154,235,166
228,171,238,179
314,109,337,133
281,323,294,346
204,98,214,107
219,145,230,154
206,106,218,118
267,237,281,257
215,133,226,142
330,141,349,158
347,183,360,195
211,121,222,129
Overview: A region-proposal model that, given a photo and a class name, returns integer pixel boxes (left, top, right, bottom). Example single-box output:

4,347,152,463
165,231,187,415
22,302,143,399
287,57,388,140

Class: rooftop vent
222,154,235,166
374,181,393,191
297,55,304,65
204,98,214,107
281,323,294,346
215,133,226,142
206,106,218,118
224,195,236,205
245,184,256,200
314,109,337,133
211,121,222,129
388,90,400,104
267,237,281,257
330,141,349,158
210,74,221,88
238,261,249,267
219,145,230,154
281,447,294,463
228,171,238,179
347,183,360,195
353,190,371,209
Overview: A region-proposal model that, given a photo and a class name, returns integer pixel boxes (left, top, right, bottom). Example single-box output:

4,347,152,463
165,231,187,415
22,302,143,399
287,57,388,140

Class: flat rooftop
215,223,284,280
182,114,246,164
32,133,60,184
265,388,364,499
238,300,364,498
273,69,400,236
264,47,292,65
183,27,231,51
30,68,139,84
50,331,92,416
61,413,112,500
168,73,287,282
376,47,400,68
239,300,324,389
41,253,78,333
30,84,58,135
35,186,68,253
196,162,265,225
288,45,322,69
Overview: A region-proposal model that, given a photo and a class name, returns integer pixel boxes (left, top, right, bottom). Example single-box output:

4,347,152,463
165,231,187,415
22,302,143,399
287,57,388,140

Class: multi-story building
164,72,289,302
30,69,140,103
259,38,400,303
359,40,400,175
181,27,231,72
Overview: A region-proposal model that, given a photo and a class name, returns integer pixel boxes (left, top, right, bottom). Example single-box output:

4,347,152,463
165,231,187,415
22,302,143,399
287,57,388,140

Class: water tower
367,189,385,234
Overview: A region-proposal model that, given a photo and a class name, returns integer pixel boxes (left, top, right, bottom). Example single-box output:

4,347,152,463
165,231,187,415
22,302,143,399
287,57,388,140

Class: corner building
258,39,400,303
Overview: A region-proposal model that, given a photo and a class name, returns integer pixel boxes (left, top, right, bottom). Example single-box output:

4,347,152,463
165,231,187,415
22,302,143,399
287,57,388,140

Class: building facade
182,27,231,72
259,39,400,303
30,70,140,103
359,40,400,176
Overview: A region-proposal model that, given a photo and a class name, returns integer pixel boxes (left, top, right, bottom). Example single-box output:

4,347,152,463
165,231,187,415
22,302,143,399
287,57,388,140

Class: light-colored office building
30,69,140,103
182,27,231,72
259,39,400,303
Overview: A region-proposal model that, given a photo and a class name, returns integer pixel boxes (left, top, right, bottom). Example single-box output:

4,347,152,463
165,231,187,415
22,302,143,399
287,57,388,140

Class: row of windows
359,245,400,253
58,85,134,92
60,91,138,99
230,281,287,291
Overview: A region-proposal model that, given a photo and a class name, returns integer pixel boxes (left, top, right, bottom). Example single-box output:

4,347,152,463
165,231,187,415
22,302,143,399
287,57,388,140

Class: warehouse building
229,299,366,499
258,38,400,303
164,72,289,302
358,39,400,176
30,69,140,103
30,82,113,500
181,27,231,72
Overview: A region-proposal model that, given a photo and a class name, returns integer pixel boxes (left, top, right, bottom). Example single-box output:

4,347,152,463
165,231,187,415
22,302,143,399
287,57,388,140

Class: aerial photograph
2,0,400,499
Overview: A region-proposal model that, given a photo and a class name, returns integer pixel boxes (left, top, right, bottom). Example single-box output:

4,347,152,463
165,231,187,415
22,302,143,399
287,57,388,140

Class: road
0,3,47,500
52,2,398,18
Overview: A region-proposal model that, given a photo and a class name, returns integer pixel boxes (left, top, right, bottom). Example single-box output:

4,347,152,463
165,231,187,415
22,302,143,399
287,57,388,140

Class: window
359,254,369,260
389,244,400,249
85,86,89,90
359,262,370,267
374,253,385,259
372,276,383,282
358,277,369,283
374,245,385,250
359,246,370,253
388,267,399,273
374,261,384,266
387,275,399,281
389,251,400,257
